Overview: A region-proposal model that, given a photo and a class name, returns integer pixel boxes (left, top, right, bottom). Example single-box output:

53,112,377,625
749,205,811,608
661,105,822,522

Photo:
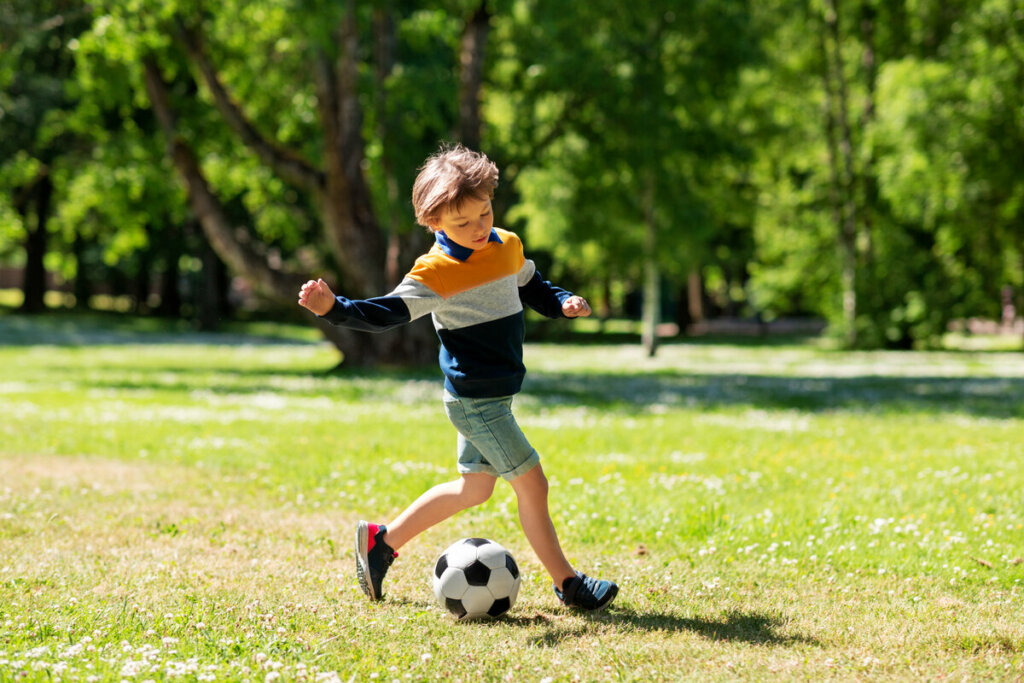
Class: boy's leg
383,473,496,550
444,393,616,609
509,463,618,611
356,473,495,601
507,464,575,585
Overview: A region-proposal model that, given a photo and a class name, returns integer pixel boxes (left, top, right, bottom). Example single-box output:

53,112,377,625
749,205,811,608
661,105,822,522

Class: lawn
1,313,1023,681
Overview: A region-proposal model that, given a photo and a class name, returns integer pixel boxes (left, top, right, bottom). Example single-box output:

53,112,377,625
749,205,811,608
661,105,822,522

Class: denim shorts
442,391,540,481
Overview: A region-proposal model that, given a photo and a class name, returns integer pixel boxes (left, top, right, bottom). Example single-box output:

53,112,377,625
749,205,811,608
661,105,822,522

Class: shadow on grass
525,372,1024,419
8,312,1024,418
23,362,1024,419
36,364,442,403
527,608,819,648
0,311,316,347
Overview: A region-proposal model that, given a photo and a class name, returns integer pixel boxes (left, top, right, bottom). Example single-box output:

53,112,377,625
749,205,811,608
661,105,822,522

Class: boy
297,144,618,611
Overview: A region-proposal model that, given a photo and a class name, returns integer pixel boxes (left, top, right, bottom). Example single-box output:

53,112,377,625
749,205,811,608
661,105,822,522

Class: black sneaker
355,521,397,600
554,571,618,611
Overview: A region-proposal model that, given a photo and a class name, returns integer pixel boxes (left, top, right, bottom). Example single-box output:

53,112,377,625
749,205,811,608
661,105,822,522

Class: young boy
297,144,617,611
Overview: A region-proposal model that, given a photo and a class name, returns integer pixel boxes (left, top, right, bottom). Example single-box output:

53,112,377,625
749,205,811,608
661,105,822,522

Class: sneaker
355,521,397,600
554,571,618,611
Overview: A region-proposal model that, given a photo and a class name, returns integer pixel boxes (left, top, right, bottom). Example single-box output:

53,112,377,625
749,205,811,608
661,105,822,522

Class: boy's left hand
562,296,591,318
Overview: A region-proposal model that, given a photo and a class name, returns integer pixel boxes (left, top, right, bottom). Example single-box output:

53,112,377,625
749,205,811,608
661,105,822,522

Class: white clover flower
120,659,147,677
59,644,84,658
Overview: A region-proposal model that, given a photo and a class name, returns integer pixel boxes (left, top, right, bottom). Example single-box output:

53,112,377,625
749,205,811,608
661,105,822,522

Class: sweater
321,227,572,397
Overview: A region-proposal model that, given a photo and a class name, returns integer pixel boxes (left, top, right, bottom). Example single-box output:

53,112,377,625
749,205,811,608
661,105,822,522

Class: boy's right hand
298,278,337,317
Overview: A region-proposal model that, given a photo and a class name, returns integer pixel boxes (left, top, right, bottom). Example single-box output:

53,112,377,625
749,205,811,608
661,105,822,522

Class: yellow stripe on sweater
407,228,526,299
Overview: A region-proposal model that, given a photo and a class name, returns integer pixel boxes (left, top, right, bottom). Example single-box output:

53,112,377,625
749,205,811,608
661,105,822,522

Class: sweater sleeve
319,275,443,332
320,294,413,333
517,259,572,319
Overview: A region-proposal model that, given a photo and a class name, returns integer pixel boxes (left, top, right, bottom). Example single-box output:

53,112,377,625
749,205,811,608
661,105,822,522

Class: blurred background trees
1,0,1021,360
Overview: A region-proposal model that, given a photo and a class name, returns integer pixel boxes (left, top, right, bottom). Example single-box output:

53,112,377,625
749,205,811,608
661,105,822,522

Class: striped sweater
321,228,572,398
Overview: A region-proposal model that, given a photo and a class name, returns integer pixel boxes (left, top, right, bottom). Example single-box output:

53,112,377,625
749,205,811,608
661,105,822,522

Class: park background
2,1,1024,681
2,0,1023,354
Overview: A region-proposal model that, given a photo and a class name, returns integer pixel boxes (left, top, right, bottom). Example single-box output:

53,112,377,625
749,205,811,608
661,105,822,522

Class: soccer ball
432,538,521,620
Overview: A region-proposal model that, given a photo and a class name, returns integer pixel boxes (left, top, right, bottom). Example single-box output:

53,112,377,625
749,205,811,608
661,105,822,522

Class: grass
1,312,1023,681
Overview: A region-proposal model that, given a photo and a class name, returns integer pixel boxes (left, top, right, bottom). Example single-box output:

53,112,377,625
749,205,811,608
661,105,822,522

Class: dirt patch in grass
1,454,352,596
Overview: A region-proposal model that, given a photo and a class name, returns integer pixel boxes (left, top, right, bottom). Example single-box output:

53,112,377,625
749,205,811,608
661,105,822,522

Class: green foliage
493,0,760,309
365,7,463,237
743,0,1023,347
2,0,1022,347
852,0,1024,346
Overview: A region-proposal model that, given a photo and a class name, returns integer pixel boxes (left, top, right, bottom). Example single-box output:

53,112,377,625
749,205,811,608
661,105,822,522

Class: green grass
1,313,1023,681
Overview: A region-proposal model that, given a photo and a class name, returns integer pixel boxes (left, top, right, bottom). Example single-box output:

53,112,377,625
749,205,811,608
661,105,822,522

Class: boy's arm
297,278,415,333
517,261,590,319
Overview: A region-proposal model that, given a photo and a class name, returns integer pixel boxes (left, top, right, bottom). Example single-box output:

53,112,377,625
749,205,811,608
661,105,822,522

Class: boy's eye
453,208,489,228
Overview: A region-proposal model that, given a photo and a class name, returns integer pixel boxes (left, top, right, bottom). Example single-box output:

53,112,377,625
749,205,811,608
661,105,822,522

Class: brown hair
411,144,499,228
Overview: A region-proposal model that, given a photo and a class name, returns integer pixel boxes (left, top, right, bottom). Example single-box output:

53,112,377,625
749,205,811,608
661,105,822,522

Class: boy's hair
412,144,499,228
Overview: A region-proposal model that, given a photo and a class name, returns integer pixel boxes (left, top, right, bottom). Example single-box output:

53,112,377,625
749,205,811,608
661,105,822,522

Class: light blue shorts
442,391,540,481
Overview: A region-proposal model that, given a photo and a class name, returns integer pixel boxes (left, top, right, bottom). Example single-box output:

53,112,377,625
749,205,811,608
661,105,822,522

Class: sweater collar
435,229,503,261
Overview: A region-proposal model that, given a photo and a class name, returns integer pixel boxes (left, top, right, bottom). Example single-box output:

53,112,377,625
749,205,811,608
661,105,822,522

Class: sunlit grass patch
2,315,1024,680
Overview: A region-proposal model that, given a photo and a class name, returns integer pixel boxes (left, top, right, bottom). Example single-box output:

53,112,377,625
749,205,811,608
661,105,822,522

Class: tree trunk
458,3,490,150
600,276,612,320
156,241,181,317
133,245,152,313
859,1,878,262
1017,259,1024,349
19,174,51,314
318,1,386,297
687,268,704,325
640,179,659,357
72,231,92,309
822,0,858,346
641,249,660,357
198,241,227,331
374,6,402,289
371,6,435,294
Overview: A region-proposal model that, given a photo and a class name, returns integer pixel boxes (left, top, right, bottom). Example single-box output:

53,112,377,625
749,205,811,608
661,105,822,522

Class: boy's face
432,196,494,251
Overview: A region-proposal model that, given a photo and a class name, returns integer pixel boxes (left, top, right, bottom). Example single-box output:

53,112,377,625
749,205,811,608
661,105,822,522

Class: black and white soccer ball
432,538,521,620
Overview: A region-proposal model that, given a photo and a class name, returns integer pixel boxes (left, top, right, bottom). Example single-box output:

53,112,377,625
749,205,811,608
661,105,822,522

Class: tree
869,0,1024,345
491,0,759,354
0,0,92,312
78,0,492,365
743,0,1020,349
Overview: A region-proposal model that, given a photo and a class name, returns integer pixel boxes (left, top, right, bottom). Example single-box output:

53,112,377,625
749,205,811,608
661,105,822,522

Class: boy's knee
512,464,548,497
461,477,495,506
466,488,492,507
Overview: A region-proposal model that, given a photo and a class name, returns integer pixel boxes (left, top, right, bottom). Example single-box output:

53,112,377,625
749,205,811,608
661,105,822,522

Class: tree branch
335,0,365,182
143,56,298,304
306,2,384,296
174,18,325,194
